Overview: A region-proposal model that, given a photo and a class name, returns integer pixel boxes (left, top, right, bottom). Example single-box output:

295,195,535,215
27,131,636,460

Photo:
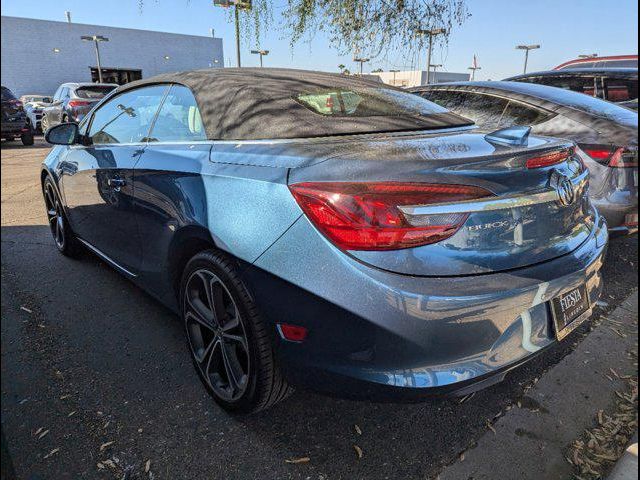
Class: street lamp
250,49,269,67
467,66,481,81
516,44,540,74
429,64,442,82
416,28,447,84
389,69,400,86
81,35,109,83
214,0,252,68
353,57,370,75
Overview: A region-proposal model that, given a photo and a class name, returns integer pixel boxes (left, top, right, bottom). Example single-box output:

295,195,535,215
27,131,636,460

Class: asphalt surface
1,137,638,480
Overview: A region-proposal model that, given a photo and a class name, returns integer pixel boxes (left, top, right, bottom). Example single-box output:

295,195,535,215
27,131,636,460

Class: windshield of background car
294,87,450,117
1,87,16,101
75,86,116,99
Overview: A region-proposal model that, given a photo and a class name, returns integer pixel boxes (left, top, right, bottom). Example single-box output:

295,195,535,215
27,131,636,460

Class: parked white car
19,95,53,132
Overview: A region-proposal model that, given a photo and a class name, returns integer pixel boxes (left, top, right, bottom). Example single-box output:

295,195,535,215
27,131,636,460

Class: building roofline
1,15,222,41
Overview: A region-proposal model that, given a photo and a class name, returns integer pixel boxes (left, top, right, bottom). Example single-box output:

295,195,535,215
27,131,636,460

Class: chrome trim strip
399,170,588,216
77,238,138,277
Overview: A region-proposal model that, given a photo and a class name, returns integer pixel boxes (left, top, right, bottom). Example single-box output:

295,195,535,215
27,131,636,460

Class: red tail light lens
289,182,493,251
68,100,91,107
525,149,572,169
583,146,638,168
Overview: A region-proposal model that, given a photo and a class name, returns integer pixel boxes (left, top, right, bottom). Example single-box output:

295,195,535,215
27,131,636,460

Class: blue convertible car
42,69,607,412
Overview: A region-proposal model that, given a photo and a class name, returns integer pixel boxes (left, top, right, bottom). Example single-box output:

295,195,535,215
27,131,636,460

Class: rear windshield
75,85,116,99
1,87,16,101
294,87,448,117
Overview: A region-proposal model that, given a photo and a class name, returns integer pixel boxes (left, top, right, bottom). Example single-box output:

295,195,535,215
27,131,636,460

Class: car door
59,84,169,274
131,84,210,299
44,86,62,127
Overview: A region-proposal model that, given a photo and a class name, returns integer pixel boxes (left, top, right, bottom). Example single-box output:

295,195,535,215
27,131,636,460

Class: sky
2,0,638,80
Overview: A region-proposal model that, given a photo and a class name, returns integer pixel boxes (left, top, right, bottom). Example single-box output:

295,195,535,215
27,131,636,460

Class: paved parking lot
1,138,638,480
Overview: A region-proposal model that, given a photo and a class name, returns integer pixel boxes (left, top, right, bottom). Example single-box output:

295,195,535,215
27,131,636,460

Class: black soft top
115,68,469,140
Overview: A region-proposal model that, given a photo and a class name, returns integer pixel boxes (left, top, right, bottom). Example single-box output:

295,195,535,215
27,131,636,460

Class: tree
143,1,470,59
372,68,384,73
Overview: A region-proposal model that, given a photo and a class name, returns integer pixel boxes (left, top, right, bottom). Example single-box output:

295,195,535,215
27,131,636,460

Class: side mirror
45,123,79,145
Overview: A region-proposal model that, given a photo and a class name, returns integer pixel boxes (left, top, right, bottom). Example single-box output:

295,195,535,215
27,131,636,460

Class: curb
438,290,638,480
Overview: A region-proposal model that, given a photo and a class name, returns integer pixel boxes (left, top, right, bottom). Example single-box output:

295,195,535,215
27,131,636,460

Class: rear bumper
1,121,29,136
243,209,608,400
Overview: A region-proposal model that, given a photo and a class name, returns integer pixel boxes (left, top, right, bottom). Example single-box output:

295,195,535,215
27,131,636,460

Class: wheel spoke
209,279,228,326
204,337,223,389
186,291,215,327
220,341,244,394
185,310,216,333
222,333,248,355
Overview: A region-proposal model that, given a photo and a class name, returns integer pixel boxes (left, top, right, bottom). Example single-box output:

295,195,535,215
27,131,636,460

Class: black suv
1,86,34,145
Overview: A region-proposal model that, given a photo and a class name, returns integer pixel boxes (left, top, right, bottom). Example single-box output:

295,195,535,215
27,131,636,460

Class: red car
554,55,638,70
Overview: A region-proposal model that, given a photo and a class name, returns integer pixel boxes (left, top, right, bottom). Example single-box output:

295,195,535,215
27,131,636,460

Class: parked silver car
412,81,638,235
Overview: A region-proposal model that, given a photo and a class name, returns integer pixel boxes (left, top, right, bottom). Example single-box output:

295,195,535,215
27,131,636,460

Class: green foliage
143,1,470,57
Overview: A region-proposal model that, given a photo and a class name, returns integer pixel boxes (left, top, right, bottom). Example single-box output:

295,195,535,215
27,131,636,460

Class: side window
61,88,70,100
604,76,638,102
53,87,63,101
498,101,553,127
88,85,168,145
148,85,206,142
539,76,597,97
419,90,457,110
418,90,509,128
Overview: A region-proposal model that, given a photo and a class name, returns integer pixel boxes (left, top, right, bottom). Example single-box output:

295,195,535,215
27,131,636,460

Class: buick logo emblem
551,171,576,206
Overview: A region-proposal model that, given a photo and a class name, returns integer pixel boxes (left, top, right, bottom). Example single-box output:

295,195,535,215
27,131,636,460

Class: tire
41,115,49,133
21,130,34,146
181,250,292,414
42,176,82,257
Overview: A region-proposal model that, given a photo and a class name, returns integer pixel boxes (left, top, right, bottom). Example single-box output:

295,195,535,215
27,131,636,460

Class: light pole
516,44,540,74
81,35,109,83
389,69,400,86
214,0,252,67
429,64,442,83
250,49,269,67
416,28,446,85
467,66,481,81
353,57,370,75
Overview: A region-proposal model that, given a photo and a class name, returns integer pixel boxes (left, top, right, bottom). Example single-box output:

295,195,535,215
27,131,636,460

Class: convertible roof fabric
116,68,469,140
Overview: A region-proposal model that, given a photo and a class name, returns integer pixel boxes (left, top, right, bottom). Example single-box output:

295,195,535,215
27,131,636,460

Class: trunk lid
288,130,594,276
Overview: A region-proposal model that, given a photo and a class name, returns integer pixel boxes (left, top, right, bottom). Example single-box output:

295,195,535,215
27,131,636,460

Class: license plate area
551,284,591,340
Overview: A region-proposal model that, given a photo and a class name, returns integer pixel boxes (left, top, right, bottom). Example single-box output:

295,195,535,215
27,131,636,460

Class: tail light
289,182,493,251
525,148,572,169
581,146,638,168
68,100,91,107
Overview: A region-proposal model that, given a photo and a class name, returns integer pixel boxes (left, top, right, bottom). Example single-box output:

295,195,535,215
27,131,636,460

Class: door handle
107,178,126,191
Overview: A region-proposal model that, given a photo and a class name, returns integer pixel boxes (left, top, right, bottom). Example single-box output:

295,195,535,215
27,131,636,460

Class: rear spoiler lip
485,126,532,147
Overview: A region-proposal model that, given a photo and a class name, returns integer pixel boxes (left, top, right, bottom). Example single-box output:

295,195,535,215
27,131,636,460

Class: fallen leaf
38,430,50,440
485,420,496,435
68,411,76,417
354,424,362,435
284,457,310,464
59,394,71,400
97,462,105,470
34,427,44,436
145,459,151,473
99,441,114,452
43,448,60,459
353,444,363,459
20,306,33,313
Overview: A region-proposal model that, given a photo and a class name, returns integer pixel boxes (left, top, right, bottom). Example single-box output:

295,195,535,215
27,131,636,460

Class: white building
1,16,224,96
371,70,470,88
